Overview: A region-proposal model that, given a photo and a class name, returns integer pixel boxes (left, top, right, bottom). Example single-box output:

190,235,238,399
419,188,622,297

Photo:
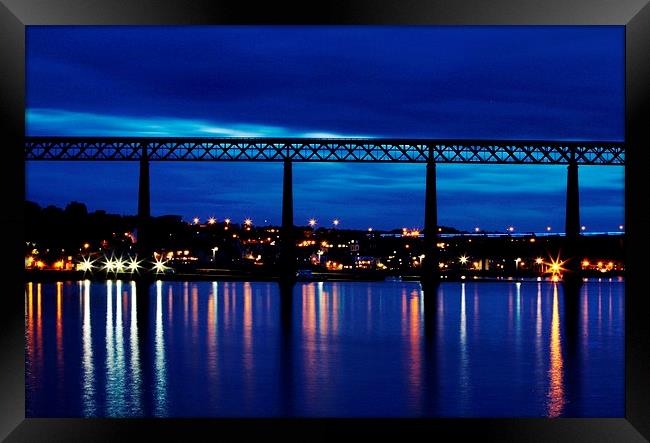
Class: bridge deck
25,137,624,164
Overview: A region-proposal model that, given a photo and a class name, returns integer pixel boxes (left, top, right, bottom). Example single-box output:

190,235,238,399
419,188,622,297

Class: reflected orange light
318,284,329,337
409,292,421,397
302,284,317,400
56,282,63,373
207,284,217,393
192,285,198,340
547,285,565,417
26,283,34,383
243,282,252,338
36,283,43,371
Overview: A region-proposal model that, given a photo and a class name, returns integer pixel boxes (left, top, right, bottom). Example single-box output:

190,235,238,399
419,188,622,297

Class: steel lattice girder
24,137,625,165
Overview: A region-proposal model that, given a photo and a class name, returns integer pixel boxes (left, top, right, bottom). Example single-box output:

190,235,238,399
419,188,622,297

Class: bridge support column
564,154,581,286
137,144,151,260
280,159,295,285
421,158,439,289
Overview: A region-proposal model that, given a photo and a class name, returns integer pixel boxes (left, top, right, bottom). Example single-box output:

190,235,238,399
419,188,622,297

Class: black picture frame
1,1,648,440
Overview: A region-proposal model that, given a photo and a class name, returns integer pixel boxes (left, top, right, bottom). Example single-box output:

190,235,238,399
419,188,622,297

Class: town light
127,257,142,273
225,218,231,224
114,257,126,273
309,218,317,227
543,254,568,279
152,257,169,274
535,257,543,265
333,219,340,226
193,217,200,224
208,217,216,225
508,226,514,232
101,255,116,273
79,256,95,272
244,218,252,226
459,255,469,265
474,227,480,232
581,225,587,231
546,226,552,231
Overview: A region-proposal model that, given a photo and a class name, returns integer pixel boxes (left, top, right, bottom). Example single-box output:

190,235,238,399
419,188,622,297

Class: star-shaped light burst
459,255,469,265
79,256,95,273
101,255,117,274
244,218,252,226
114,256,126,273
127,256,143,274
544,253,569,280
308,218,317,227
152,257,169,274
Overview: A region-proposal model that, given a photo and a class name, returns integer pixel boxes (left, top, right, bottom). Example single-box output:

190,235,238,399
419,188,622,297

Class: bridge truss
25,137,625,165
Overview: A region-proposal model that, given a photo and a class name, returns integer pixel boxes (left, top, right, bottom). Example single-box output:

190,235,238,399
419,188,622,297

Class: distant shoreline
24,269,625,284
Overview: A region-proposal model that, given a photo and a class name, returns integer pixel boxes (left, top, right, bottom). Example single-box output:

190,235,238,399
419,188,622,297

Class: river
25,279,624,417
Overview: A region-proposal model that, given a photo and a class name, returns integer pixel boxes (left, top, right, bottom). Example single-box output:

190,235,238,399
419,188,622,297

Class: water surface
25,280,624,417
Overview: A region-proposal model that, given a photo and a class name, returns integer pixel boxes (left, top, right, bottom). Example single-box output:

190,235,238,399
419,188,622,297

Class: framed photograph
1,1,648,440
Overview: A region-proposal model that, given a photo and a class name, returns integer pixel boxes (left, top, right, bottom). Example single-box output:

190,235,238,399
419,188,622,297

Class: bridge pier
280,158,295,285
564,152,582,286
421,157,439,289
137,143,151,260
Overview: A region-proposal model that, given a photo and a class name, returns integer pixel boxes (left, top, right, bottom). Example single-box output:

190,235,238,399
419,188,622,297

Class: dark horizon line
25,199,625,235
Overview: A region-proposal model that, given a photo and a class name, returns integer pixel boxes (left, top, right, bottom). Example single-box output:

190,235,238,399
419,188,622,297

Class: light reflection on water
25,280,624,417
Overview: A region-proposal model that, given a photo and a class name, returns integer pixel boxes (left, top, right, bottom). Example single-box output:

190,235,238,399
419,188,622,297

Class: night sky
25,26,624,231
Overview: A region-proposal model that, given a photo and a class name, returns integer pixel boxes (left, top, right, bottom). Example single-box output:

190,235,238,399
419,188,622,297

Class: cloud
26,108,366,138
24,27,624,229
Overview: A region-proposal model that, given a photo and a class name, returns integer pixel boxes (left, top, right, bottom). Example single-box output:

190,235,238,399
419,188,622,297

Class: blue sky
25,26,624,231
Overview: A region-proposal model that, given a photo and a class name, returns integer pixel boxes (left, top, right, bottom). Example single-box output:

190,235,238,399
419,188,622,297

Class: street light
79,256,95,273
515,257,521,270
211,246,219,261
152,257,169,274
309,218,317,227
333,219,340,227
127,257,142,273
